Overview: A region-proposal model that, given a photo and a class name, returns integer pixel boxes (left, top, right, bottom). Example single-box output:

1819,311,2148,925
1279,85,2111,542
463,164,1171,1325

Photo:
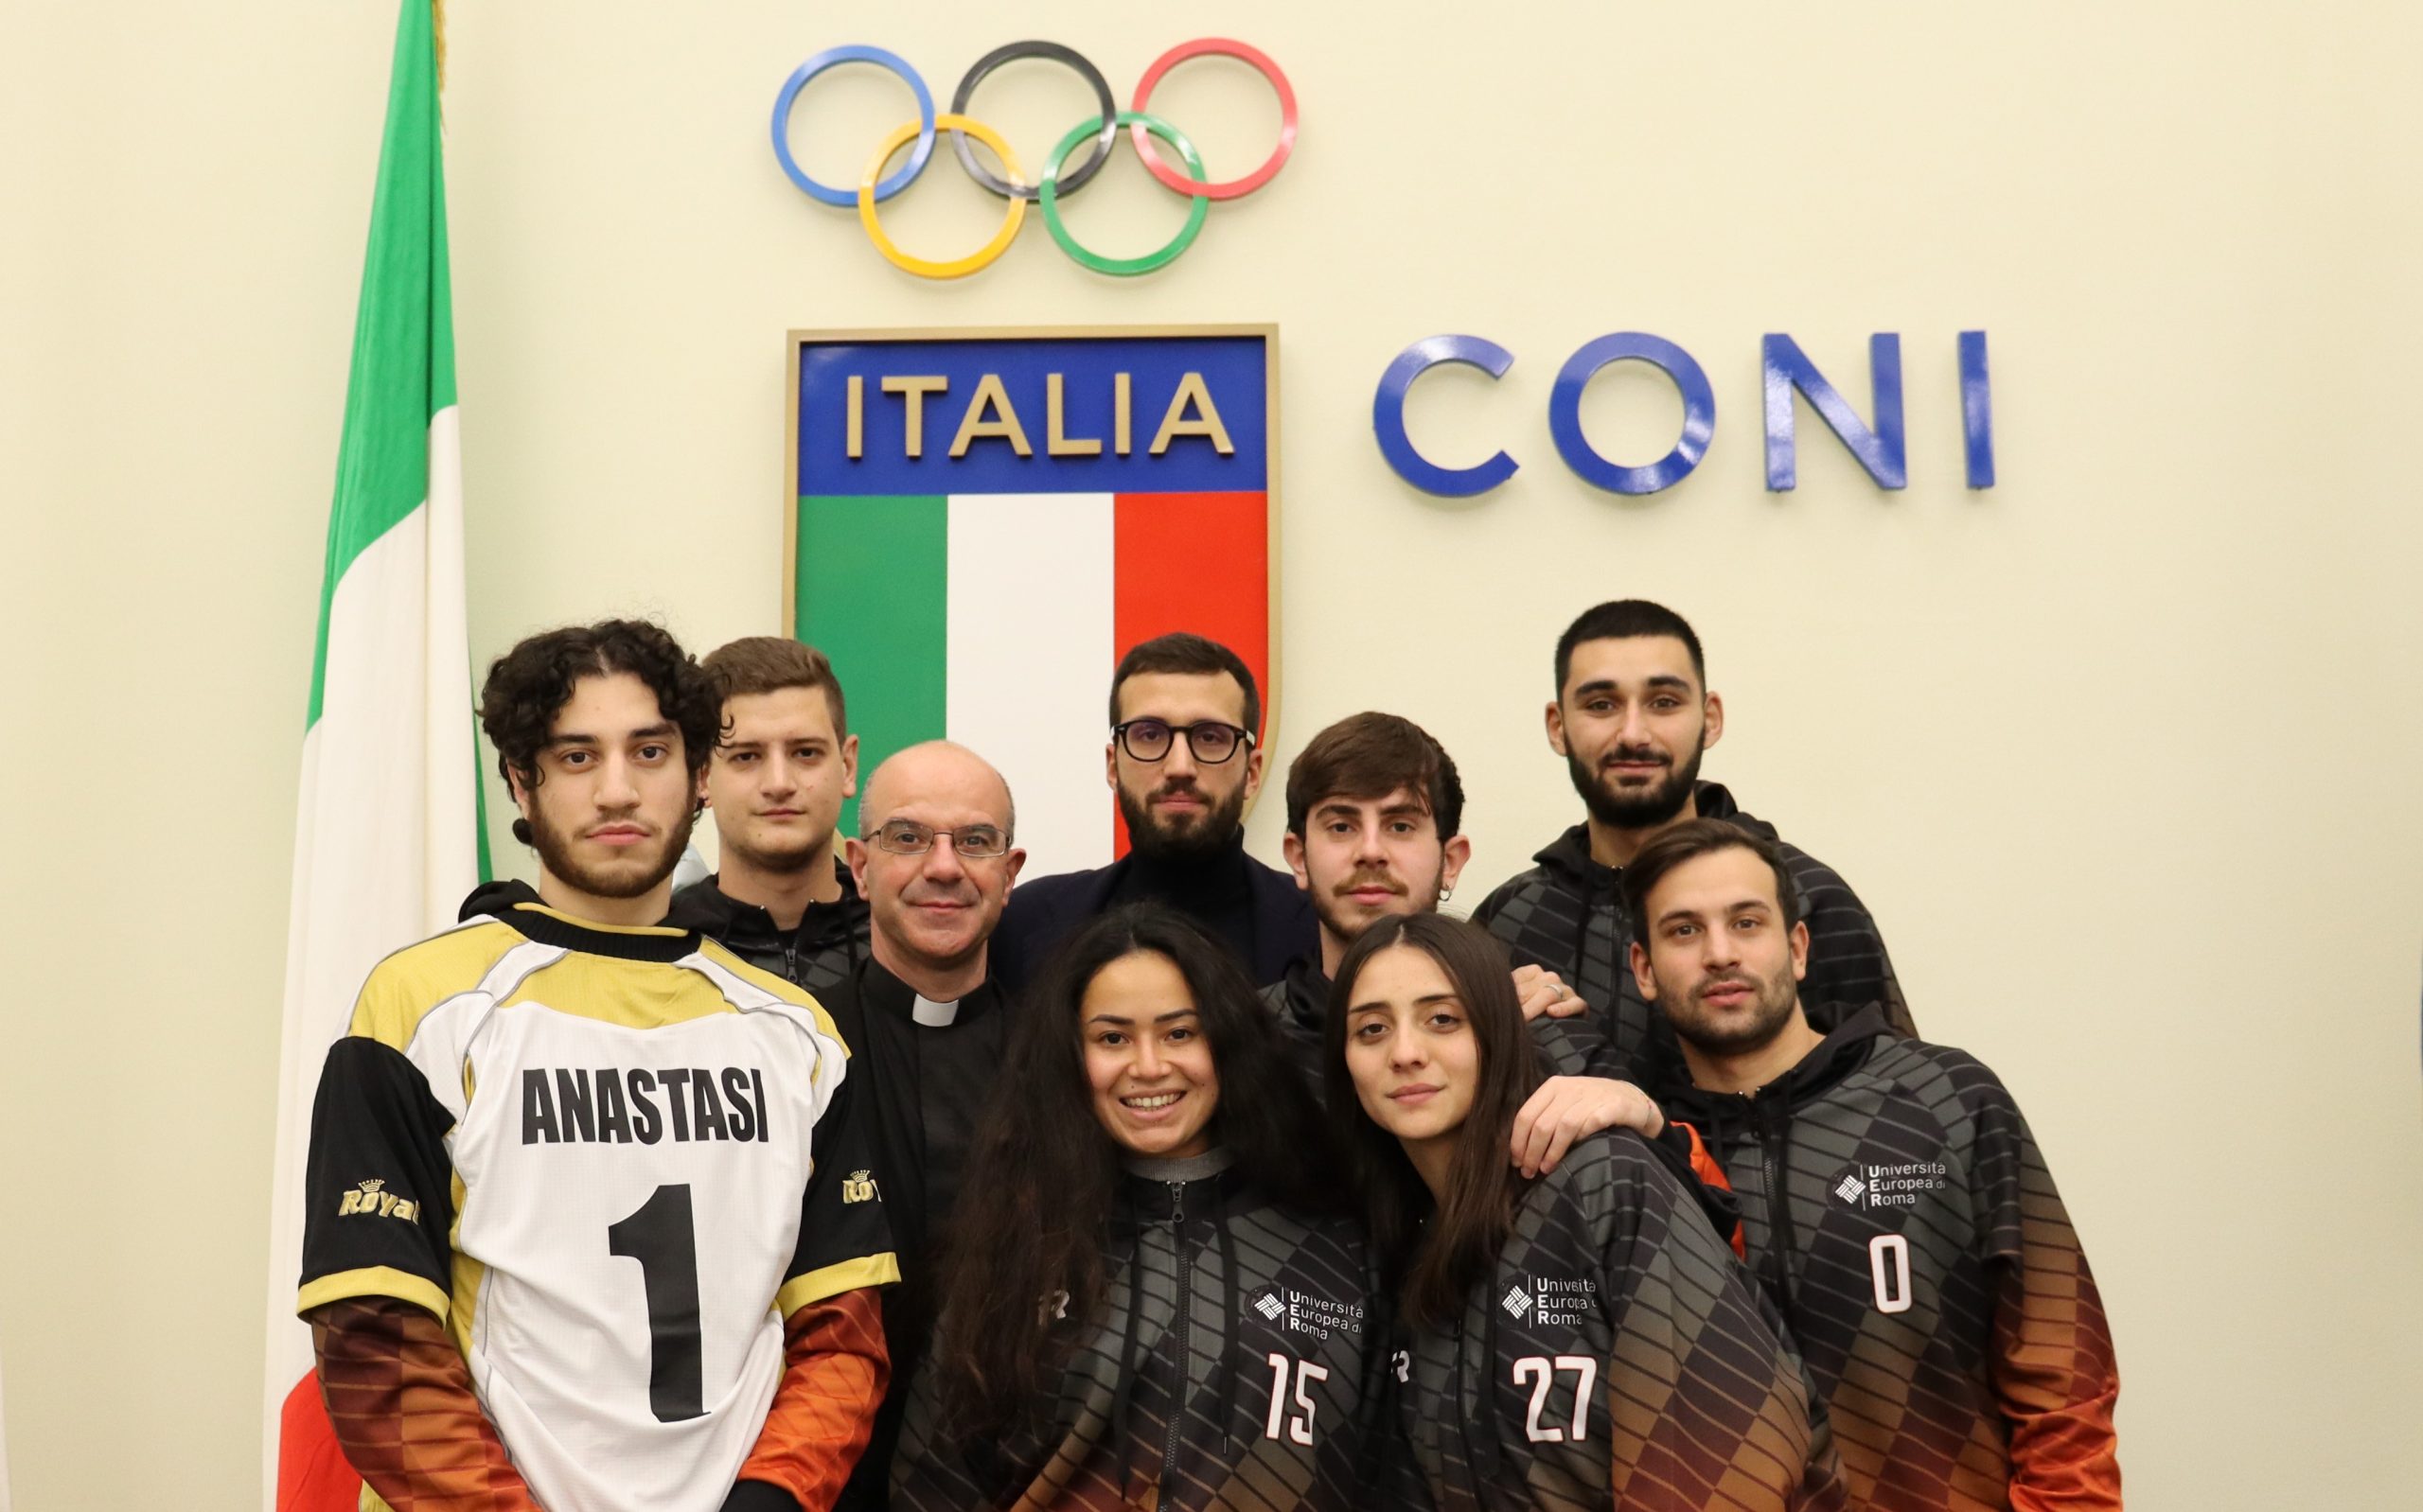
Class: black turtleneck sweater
1105,835,1258,963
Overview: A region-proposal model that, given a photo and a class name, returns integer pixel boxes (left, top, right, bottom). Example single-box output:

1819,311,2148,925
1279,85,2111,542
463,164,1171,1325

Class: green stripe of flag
307,0,455,728
797,495,948,834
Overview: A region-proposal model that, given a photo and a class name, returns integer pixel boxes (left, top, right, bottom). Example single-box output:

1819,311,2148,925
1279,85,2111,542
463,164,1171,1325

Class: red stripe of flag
278,1372,360,1512
1111,492,1271,858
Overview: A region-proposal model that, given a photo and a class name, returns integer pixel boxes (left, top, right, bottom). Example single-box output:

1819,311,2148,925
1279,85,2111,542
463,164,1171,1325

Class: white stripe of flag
944,494,1115,883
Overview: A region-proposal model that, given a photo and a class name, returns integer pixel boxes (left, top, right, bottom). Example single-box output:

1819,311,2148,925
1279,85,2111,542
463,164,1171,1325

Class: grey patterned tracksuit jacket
1472,783,1914,1071
1402,1130,1848,1512
892,1150,1406,1512
1655,1008,2123,1509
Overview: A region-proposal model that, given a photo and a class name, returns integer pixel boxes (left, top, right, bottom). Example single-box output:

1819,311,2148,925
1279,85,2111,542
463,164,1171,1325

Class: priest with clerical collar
818,740,1026,1512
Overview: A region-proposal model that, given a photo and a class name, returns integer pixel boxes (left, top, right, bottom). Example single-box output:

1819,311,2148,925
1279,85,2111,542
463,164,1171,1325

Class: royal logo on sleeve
335,1177,420,1222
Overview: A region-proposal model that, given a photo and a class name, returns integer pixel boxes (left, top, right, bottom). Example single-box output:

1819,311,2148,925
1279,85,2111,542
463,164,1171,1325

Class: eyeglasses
865,818,1013,858
1113,718,1253,765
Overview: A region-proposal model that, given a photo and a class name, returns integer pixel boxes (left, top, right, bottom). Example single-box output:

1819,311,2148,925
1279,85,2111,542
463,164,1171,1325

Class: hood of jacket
1270,955,1330,1039
1529,780,1776,887
1656,1002,1895,1131
662,859,866,954
457,877,542,923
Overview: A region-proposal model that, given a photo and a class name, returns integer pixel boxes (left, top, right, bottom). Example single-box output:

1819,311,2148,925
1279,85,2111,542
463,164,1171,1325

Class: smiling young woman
891,904,1413,1511
1327,912,1848,1512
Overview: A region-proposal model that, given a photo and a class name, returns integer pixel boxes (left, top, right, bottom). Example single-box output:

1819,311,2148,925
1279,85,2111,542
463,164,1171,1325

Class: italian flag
261,4,481,1507
797,489,1270,883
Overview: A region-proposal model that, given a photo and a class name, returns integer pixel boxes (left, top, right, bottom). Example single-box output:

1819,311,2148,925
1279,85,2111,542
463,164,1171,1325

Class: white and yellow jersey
297,903,897,1512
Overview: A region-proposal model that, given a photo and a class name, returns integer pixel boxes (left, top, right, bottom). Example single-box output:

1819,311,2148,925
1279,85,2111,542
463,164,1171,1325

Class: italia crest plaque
786,325,1278,879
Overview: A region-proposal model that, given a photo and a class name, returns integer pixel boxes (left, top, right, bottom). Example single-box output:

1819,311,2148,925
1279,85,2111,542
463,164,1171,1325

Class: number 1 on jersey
608,1184,707,1422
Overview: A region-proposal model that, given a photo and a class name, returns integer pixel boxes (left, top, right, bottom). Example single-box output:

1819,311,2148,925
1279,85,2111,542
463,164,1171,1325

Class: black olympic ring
947,41,1119,203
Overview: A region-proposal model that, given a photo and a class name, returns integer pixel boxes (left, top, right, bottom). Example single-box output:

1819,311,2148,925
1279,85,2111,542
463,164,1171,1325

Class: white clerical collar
911,994,959,1028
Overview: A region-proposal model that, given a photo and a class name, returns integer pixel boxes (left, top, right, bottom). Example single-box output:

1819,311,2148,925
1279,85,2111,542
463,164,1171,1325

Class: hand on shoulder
1510,1076,1665,1179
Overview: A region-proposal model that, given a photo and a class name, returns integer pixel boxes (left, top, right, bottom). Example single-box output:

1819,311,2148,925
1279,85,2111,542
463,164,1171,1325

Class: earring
1438,886,1453,903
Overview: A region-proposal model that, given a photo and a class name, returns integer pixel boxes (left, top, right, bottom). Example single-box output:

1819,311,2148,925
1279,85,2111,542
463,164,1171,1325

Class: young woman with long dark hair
890,904,1406,1511
1328,911,1847,1512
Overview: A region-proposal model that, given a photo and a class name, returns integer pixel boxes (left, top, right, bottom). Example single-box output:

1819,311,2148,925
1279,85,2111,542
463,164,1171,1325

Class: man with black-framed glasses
817,739,1026,1511
992,632,1317,991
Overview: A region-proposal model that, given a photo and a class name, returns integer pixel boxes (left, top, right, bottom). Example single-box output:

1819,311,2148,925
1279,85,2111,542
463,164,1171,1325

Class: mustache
1332,870,1406,898
1601,746,1671,768
1692,973,1759,1002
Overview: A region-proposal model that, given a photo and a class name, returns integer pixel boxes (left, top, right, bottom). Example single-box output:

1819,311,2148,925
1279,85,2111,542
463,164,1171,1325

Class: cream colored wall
4,1,2418,1505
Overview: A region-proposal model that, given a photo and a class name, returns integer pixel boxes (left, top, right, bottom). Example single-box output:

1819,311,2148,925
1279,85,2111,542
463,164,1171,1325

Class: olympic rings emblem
769,39,1298,280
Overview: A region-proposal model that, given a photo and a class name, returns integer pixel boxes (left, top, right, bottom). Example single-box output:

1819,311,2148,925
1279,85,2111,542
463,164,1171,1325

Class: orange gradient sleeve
308,1297,542,1512
1984,1094,2123,1512
1991,1217,2123,1510
734,1287,892,1512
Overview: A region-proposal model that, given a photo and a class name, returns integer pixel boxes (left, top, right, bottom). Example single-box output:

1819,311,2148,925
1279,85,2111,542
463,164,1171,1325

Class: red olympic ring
1127,38,1299,202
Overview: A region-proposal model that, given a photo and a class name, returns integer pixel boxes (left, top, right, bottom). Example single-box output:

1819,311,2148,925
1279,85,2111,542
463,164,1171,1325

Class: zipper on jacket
1750,1091,1797,1327
1161,1180,1192,1496
1578,888,1608,1011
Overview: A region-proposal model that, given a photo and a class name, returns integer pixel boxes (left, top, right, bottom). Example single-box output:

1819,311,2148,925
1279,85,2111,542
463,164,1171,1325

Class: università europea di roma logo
785,325,1277,883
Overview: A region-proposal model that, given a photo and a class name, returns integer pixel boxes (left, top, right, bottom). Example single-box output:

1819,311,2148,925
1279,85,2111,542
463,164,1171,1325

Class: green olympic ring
1037,111,1210,277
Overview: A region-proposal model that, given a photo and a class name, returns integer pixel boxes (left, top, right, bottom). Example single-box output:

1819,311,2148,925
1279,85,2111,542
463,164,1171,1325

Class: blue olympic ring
770,44,935,208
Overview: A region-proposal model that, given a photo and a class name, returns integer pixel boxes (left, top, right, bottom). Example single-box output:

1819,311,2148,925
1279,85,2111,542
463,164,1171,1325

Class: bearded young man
1473,598,1913,1069
295,620,895,1512
663,637,870,997
1626,820,2120,1511
991,632,1316,990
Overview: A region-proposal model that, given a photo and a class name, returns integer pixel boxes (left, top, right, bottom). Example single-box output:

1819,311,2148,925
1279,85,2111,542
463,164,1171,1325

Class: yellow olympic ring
857,114,1026,280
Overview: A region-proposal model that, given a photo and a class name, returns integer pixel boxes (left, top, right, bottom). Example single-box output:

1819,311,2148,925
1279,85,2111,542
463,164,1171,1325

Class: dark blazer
990,849,1318,993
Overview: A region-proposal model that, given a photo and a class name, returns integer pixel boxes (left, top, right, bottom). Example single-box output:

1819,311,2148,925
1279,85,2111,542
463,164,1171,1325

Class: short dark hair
1107,632,1261,737
477,619,719,846
1326,913,1541,1330
1283,712,1464,839
1618,818,1802,948
699,636,847,739
1553,599,1706,697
